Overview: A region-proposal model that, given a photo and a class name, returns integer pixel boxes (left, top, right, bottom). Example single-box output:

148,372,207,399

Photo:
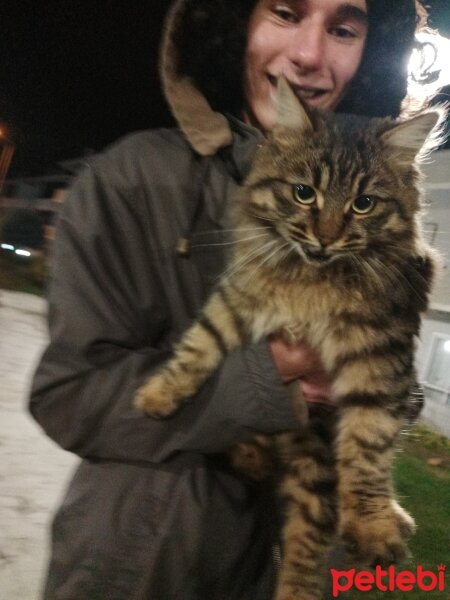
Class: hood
160,0,234,155
159,0,421,152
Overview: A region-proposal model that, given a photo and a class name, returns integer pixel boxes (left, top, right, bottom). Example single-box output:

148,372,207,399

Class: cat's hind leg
274,415,337,600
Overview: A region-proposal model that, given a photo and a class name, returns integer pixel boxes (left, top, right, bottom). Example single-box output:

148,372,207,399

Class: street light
409,32,450,96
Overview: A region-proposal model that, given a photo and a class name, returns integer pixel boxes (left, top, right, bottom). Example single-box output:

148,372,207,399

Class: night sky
1,1,450,177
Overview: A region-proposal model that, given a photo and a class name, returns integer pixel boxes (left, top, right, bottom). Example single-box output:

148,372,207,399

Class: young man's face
243,0,368,130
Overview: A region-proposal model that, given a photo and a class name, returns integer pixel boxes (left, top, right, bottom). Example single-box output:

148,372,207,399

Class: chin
245,99,276,131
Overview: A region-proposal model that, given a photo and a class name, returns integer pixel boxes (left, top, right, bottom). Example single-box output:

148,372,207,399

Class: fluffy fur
135,80,443,600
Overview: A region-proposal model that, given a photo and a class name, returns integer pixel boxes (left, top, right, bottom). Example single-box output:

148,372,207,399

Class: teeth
295,89,319,99
267,77,324,101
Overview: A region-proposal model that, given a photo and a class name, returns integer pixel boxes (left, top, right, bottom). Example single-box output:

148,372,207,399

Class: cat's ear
381,109,446,164
274,76,314,133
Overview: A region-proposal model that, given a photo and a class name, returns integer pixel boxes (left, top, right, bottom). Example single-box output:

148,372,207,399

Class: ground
0,289,76,599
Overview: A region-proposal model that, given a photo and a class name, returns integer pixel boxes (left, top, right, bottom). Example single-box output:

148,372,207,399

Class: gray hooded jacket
29,2,298,598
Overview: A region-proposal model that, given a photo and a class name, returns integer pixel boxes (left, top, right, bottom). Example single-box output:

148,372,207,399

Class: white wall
422,149,450,310
417,149,450,436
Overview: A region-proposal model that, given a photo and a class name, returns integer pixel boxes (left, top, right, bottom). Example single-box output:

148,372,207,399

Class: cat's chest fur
237,267,364,352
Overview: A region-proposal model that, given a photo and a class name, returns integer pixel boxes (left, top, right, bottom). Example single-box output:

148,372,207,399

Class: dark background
1,1,449,177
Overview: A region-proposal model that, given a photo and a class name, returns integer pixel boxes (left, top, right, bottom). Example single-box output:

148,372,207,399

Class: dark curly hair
176,0,427,119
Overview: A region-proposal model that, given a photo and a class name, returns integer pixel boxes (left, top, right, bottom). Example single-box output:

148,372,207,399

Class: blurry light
443,340,450,353
15,249,31,257
409,32,450,95
1,243,14,250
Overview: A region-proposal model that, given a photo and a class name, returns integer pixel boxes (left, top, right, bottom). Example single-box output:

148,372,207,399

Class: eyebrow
334,4,368,25
281,1,369,24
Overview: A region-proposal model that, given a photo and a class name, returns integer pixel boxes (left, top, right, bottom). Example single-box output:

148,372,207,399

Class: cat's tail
134,285,247,418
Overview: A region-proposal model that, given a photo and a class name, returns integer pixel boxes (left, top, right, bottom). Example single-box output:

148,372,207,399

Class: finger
300,380,336,405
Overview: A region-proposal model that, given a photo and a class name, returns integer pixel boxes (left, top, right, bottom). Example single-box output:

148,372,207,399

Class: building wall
417,313,450,436
417,149,450,436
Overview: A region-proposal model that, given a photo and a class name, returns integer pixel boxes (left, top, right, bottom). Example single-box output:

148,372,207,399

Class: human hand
268,335,335,405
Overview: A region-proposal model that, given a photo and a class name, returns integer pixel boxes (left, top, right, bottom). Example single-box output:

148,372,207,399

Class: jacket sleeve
29,148,297,464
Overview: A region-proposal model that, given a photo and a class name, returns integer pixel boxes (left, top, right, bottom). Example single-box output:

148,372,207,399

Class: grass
0,252,46,296
346,424,450,600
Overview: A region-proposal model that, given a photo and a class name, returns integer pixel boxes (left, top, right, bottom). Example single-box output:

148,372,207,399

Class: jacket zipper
272,543,282,570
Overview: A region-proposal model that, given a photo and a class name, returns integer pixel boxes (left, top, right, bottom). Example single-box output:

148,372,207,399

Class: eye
293,184,316,205
273,4,298,23
352,195,376,215
329,26,358,39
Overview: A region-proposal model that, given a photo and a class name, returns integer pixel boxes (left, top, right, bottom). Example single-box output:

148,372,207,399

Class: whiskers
241,241,293,287
189,226,271,249
190,230,270,248
371,257,429,304
350,255,389,295
221,238,279,281
222,236,294,287
191,225,270,237
347,255,367,290
350,253,430,305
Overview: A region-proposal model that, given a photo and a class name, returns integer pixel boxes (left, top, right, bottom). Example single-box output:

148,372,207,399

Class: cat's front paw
340,500,415,568
134,374,180,418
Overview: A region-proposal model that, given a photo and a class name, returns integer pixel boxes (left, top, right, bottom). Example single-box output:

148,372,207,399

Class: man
30,1,428,598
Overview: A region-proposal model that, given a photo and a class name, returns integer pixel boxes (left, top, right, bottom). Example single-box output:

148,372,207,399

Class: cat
135,78,443,600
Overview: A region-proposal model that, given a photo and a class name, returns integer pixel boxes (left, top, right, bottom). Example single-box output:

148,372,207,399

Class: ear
381,110,445,164
274,76,314,132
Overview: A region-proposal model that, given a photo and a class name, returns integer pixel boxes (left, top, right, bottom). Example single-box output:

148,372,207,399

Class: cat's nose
314,218,342,248
316,235,336,248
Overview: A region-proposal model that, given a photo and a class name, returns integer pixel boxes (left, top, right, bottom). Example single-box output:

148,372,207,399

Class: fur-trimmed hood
160,0,234,155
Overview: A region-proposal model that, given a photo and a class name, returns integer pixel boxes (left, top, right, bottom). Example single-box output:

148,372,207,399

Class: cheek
335,60,359,90
345,220,368,242
245,18,286,79
246,32,271,78
332,46,365,90
384,213,406,233
248,188,280,217
288,209,314,232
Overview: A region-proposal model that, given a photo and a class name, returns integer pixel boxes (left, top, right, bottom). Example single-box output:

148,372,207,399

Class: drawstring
175,139,261,258
175,156,210,258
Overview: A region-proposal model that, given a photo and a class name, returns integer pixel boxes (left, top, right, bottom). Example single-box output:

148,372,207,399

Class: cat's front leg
135,287,245,417
336,404,415,567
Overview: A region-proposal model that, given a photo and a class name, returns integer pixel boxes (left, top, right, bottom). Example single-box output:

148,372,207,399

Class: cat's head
242,77,445,267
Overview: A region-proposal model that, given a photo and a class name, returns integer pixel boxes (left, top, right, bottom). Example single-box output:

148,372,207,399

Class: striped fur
135,102,442,599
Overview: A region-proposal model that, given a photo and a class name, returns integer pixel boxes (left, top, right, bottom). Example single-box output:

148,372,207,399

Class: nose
314,213,342,247
288,21,324,72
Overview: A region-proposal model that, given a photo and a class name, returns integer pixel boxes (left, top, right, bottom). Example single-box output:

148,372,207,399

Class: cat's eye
352,195,376,215
293,184,316,205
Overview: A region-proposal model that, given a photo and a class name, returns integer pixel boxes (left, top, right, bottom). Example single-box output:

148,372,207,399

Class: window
422,333,450,405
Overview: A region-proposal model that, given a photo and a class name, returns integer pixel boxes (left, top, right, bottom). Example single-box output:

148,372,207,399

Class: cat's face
242,79,441,268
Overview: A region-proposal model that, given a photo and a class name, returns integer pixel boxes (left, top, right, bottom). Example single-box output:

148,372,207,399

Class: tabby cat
135,78,442,600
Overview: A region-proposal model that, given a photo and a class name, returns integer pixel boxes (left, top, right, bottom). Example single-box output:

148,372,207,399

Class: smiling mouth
268,75,328,103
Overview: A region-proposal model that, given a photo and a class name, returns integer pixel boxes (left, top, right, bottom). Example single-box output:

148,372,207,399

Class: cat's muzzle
302,246,332,265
